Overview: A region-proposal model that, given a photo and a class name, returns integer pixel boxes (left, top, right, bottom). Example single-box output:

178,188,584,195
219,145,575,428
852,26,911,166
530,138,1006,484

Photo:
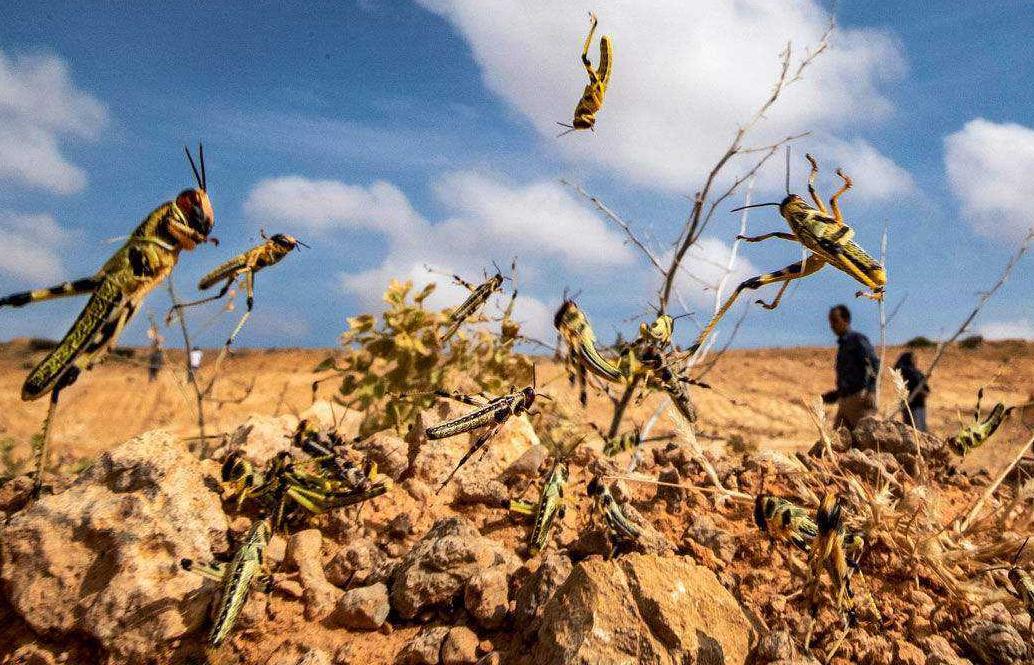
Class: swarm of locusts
4,13,1032,662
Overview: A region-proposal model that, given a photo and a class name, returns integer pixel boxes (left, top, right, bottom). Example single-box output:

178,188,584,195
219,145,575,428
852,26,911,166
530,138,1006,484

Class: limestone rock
287,529,342,621
396,626,449,665
441,626,480,665
330,582,390,631
390,517,519,620
529,554,754,665
0,431,229,664
464,566,510,630
354,430,410,480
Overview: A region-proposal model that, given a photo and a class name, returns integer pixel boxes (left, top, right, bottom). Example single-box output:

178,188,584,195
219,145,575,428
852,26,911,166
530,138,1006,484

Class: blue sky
1,1,1033,351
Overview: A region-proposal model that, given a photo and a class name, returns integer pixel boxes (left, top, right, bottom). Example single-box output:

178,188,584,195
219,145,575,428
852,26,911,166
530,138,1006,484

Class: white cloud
0,50,107,194
818,136,915,200
0,210,73,283
246,172,637,339
945,118,1034,242
668,235,759,310
418,0,906,195
977,319,1034,341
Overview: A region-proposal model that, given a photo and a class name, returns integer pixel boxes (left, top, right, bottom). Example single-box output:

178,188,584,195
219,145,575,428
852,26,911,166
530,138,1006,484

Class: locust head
173,144,216,249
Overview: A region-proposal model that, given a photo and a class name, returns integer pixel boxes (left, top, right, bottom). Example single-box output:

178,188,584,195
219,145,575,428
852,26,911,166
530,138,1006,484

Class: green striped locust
416,381,541,493
554,299,622,383
690,152,886,354
0,145,216,497
181,518,272,647
438,261,513,342
586,475,642,558
557,12,612,137
508,458,569,556
166,230,306,381
948,387,1015,456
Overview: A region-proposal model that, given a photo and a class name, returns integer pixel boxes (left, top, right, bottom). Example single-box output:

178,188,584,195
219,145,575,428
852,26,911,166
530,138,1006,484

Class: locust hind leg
581,12,599,70
0,276,101,308
436,421,504,493
205,271,255,395
829,169,853,225
31,368,79,499
805,154,828,214
688,256,826,352
755,254,826,310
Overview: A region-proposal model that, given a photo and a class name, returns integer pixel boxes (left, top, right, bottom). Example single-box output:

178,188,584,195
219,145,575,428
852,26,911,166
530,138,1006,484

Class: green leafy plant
317,279,533,436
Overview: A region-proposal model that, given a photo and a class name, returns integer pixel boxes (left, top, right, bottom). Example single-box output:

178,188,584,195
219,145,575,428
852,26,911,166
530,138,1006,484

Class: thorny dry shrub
316,279,534,436
643,405,1034,664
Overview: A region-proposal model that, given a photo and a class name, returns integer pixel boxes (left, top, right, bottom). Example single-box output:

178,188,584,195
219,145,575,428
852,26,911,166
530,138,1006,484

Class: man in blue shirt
821,304,879,430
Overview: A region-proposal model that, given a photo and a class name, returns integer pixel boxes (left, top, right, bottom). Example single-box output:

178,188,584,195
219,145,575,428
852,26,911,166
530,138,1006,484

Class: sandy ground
2,337,1032,471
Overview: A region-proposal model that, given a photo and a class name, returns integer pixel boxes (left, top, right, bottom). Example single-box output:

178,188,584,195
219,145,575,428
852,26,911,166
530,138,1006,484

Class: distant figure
821,304,879,430
189,346,203,371
146,321,164,383
894,351,929,432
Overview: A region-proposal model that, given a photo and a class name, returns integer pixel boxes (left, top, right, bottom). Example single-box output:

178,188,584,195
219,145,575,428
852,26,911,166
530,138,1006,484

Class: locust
166,230,306,379
0,145,216,497
754,493,818,554
554,299,623,383
949,386,1015,456
416,382,541,493
807,494,862,629
438,261,513,342
587,475,642,558
508,458,569,556
690,152,886,354
221,449,390,531
557,12,612,136
290,418,367,486
181,518,272,647
982,537,1034,631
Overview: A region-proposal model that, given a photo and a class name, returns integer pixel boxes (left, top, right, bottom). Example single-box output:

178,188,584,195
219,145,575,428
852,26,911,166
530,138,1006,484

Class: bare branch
906,229,1034,406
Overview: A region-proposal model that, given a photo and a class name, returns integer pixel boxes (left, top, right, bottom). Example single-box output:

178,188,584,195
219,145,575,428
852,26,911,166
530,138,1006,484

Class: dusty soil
2,337,1031,470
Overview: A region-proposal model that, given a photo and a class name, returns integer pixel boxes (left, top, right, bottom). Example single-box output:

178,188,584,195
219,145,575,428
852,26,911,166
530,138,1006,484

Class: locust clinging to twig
0,144,216,497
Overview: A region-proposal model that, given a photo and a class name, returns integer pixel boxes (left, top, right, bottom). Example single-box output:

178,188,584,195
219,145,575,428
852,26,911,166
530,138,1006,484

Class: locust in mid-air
557,12,613,136
0,145,216,496
948,386,1015,456
181,518,272,647
416,381,542,493
167,230,305,380
690,153,886,354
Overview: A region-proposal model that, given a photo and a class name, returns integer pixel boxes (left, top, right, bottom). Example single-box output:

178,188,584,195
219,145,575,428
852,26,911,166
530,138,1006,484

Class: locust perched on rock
557,12,612,136
181,518,272,647
0,145,216,497
754,493,818,553
690,153,886,353
415,380,542,493
508,458,569,556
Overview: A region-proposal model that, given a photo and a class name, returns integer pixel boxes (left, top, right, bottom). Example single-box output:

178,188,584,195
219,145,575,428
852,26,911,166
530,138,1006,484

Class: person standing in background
146,318,164,383
893,351,930,431
822,304,880,430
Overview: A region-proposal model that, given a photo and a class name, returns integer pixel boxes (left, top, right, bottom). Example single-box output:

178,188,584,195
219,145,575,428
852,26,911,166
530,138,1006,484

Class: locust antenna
730,202,781,212
556,122,578,138
185,145,203,190
199,142,207,191
296,239,310,249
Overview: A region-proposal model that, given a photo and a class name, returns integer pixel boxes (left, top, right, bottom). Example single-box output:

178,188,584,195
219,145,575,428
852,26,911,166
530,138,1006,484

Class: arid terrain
2,338,1031,471
2,338,1033,665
